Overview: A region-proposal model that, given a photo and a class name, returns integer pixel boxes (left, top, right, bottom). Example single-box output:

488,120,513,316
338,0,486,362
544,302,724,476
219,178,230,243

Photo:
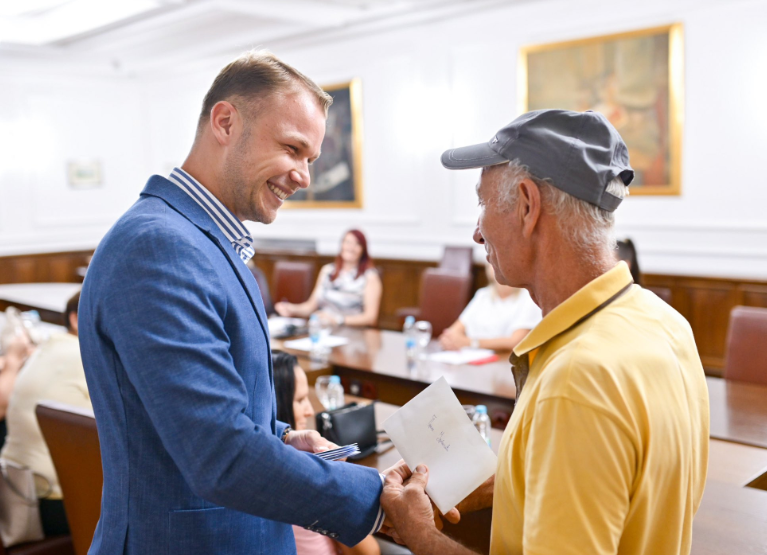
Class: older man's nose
473,224,485,245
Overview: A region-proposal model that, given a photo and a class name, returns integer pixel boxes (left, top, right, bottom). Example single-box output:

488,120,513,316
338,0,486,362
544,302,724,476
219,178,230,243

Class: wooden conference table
707,375,767,450
0,282,82,325
278,327,517,427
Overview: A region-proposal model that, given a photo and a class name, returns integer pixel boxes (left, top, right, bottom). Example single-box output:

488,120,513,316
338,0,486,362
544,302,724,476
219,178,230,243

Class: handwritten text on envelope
382,376,497,514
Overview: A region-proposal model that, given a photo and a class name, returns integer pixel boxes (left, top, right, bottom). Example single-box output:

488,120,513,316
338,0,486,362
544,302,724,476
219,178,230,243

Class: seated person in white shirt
439,264,541,352
0,291,90,538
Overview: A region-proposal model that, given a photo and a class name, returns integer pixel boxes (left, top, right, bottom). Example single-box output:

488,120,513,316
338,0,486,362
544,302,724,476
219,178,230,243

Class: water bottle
21,310,43,344
327,375,345,410
403,315,417,368
473,405,491,447
309,314,322,363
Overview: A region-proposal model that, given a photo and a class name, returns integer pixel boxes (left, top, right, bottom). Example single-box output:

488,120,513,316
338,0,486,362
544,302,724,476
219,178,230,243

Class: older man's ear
516,178,542,240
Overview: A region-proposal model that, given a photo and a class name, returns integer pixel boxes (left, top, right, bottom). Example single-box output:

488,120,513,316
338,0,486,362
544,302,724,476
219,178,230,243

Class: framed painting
519,24,684,195
285,78,364,208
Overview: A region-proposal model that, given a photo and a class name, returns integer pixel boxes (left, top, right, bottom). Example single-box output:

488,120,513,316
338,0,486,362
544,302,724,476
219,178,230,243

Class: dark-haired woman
275,230,382,327
271,351,381,555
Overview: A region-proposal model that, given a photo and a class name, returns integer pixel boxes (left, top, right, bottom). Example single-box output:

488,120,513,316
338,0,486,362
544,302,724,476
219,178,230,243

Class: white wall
2,0,767,278
0,70,147,255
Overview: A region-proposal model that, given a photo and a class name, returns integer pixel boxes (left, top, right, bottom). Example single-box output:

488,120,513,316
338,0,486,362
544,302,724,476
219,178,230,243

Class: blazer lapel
140,176,271,343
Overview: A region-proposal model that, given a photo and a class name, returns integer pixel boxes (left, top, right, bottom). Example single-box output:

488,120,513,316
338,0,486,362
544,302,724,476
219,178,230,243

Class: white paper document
282,336,349,351
382,376,497,514
428,348,495,365
267,317,306,337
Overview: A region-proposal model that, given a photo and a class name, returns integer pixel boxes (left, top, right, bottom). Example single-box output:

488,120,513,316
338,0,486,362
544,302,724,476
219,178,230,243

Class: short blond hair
197,49,332,130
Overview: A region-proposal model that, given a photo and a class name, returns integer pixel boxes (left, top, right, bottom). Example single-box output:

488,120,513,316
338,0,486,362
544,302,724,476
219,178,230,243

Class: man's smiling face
473,164,527,288
224,88,326,224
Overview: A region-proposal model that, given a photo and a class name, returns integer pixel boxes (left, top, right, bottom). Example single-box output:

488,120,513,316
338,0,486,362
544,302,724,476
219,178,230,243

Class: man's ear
209,101,240,147
517,178,542,239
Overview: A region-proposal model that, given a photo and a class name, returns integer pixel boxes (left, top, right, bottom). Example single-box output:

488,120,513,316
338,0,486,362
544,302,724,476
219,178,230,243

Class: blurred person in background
275,230,382,327
271,350,382,555
0,291,89,536
439,263,541,352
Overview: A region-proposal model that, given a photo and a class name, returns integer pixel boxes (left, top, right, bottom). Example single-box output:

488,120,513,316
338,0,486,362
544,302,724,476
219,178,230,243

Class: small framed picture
68,160,103,189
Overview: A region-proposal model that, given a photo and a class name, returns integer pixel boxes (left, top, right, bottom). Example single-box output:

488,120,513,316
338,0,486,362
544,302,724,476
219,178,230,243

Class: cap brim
441,142,508,170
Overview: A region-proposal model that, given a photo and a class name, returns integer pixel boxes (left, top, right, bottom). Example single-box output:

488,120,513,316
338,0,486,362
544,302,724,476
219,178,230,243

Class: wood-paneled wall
0,250,91,284
643,274,767,375
2,248,765,376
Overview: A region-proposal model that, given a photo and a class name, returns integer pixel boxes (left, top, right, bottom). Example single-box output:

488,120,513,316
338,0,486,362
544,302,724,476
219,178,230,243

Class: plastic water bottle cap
405,315,415,326
330,375,341,384
310,314,319,322
475,405,488,414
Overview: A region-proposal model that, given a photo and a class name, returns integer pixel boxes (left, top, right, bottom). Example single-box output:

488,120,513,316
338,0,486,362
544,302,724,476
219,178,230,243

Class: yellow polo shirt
490,262,709,555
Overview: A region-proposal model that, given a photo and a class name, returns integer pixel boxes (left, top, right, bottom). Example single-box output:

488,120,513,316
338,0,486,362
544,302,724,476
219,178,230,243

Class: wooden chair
35,403,102,555
723,306,767,386
247,263,274,315
439,246,473,276
616,238,641,285
272,261,315,304
1,536,74,555
397,269,472,337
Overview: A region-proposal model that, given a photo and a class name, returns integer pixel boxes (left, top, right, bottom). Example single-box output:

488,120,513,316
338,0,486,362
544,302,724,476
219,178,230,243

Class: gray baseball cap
441,109,634,212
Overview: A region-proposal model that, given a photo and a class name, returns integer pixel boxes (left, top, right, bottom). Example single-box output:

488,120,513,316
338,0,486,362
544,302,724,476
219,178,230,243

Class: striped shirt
168,167,255,264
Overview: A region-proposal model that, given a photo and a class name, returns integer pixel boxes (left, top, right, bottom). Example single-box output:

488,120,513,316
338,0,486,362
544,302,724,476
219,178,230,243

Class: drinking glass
315,376,332,409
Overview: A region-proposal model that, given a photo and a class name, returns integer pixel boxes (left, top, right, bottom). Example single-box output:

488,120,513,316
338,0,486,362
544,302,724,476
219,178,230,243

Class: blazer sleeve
99,223,382,546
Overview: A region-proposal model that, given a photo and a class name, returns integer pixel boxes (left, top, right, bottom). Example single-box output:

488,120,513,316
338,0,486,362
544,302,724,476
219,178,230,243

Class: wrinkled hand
380,462,460,548
285,430,339,454
438,329,470,351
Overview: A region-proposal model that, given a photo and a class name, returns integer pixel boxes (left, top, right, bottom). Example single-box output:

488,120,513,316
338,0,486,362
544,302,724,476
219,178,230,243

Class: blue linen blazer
78,176,383,555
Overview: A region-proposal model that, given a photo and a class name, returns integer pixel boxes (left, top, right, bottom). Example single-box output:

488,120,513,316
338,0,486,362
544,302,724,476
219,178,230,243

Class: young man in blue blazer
79,51,387,555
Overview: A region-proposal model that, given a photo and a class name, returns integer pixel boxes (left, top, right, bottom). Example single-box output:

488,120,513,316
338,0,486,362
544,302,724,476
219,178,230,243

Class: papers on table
382,376,497,514
282,336,349,351
267,317,307,339
428,348,496,365
313,443,361,461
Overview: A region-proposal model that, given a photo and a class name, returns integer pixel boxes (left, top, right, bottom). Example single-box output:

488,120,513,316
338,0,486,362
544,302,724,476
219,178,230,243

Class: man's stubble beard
223,143,274,225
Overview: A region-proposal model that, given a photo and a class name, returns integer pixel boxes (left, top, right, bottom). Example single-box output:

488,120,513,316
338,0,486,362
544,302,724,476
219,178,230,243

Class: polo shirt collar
514,261,634,357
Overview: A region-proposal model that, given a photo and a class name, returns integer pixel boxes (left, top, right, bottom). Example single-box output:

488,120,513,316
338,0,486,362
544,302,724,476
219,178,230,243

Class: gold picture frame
284,78,364,208
519,24,684,196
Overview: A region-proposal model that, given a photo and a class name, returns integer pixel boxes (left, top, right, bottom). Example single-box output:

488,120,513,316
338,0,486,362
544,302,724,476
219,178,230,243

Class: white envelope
382,376,497,514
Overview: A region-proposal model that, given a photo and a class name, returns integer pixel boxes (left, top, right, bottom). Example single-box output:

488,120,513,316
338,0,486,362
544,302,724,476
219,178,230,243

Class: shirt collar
168,167,255,264
513,261,634,356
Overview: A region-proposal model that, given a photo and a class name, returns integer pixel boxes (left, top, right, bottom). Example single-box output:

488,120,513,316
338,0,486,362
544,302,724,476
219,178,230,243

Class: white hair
493,160,628,256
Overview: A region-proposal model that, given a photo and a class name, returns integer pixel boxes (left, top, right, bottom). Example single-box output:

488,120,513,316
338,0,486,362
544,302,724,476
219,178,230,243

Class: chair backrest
439,246,473,275
272,261,315,304
616,238,641,285
247,263,274,315
418,269,472,337
724,306,767,386
35,402,102,555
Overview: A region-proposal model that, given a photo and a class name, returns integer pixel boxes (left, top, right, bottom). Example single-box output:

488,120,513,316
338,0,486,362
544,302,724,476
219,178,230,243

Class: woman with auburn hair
275,230,382,327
